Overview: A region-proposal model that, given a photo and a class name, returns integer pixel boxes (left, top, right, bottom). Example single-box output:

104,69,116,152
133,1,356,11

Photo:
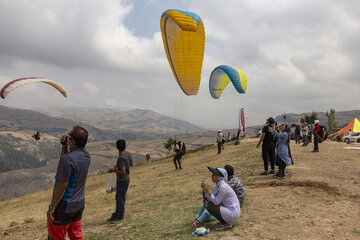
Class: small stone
9,221,17,227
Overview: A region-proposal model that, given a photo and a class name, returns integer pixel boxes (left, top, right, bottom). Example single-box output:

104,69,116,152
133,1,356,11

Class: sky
0,0,359,129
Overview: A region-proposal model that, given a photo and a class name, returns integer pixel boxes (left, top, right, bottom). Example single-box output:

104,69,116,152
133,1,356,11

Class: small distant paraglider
160,9,205,95
209,65,247,99
0,77,67,99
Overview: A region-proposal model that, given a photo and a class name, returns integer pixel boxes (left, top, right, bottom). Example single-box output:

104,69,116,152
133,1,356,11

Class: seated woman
272,124,293,178
201,166,240,230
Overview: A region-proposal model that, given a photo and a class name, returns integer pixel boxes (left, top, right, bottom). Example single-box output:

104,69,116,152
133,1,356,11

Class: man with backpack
174,140,186,170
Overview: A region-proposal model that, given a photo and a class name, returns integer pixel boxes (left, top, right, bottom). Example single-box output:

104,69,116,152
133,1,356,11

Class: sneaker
273,172,281,177
215,222,233,230
260,171,269,175
312,150,319,152
269,170,275,174
191,219,201,227
109,218,123,224
107,216,123,224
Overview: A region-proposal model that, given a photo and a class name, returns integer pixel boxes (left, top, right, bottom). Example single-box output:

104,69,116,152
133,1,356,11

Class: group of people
256,117,323,178
47,125,133,239
192,165,245,230
46,118,323,238
256,117,293,178
216,129,241,154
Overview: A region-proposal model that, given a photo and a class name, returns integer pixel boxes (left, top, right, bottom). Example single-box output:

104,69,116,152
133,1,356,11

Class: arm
272,130,286,139
205,185,227,206
109,167,126,175
256,132,266,148
47,181,68,221
60,135,69,157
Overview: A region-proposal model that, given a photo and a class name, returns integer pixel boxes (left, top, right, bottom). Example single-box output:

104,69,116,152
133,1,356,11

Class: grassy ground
1,138,360,239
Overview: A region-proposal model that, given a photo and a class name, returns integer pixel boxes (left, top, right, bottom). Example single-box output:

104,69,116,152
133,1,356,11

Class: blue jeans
114,178,130,219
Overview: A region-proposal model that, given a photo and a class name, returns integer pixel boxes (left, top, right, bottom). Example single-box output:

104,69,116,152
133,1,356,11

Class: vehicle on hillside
343,132,360,144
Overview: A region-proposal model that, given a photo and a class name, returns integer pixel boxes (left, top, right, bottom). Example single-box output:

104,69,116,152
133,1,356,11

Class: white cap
314,120,319,124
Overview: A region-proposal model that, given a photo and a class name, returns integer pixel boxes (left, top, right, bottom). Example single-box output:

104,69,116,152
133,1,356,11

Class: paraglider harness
175,141,186,156
317,125,328,143
32,131,40,141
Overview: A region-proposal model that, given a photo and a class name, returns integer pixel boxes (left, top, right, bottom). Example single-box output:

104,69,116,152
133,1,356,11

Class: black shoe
107,216,123,224
273,172,281,177
269,170,275,174
260,171,269,175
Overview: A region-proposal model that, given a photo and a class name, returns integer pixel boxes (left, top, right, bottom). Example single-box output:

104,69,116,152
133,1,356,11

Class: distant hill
38,107,206,135
0,105,204,173
274,110,360,127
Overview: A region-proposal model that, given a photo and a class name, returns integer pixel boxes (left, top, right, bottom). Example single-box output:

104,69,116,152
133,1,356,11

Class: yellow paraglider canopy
160,9,205,95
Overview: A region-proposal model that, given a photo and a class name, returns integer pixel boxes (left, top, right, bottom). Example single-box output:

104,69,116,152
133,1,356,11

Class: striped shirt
228,176,245,207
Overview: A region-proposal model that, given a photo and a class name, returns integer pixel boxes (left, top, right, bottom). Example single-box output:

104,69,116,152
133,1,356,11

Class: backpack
178,141,186,154
318,125,328,142
222,137,226,144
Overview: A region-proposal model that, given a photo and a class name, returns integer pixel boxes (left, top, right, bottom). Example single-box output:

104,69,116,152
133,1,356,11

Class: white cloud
82,82,99,95
1,0,360,129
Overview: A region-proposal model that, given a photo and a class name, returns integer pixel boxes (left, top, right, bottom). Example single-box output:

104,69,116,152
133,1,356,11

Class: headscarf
212,168,228,197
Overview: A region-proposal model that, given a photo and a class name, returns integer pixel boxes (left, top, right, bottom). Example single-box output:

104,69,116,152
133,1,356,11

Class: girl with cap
201,166,240,230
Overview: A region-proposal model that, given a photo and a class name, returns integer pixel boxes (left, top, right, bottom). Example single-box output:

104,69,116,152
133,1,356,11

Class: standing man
173,140,186,170
217,130,223,154
302,124,309,146
256,117,276,175
47,126,90,240
313,120,320,152
107,139,133,223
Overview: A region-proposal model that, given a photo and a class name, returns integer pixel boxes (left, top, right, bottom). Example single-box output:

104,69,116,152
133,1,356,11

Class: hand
256,143,260,148
60,134,67,146
47,208,55,221
108,167,114,173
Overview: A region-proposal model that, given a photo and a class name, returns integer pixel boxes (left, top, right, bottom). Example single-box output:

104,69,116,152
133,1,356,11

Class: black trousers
114,178,130,219
262,143,275,171
314,135,319,151
173,152,184,169
217,141,222,154
206,201,226,224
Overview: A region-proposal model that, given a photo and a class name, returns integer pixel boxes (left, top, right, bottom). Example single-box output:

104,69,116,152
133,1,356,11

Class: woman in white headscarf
201,166,240,230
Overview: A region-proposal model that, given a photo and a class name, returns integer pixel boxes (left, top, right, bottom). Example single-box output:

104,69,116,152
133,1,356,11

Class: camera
61,136,67,145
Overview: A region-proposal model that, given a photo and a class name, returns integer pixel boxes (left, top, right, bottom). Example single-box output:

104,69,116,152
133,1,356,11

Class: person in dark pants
47,126,90,240
256,117,276,175
217,130,223,154
313,120,320,152
107,139,133,223
174,140,186,170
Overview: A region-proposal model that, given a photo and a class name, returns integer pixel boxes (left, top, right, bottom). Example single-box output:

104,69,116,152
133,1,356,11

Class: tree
146,153,150,161
300,111,318,125
326,109,336,130
163,137,174,153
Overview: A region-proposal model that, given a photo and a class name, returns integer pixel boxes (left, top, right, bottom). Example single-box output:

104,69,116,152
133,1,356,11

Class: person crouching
201,166,240,230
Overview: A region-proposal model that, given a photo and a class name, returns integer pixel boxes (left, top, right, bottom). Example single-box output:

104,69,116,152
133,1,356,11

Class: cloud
82,82,99,95
0,0,360,129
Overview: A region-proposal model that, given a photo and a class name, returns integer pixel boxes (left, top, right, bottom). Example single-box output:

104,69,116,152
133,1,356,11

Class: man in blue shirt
47,126,90,240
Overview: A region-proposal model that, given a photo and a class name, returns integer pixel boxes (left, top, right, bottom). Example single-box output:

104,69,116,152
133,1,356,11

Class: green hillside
1,139,360,239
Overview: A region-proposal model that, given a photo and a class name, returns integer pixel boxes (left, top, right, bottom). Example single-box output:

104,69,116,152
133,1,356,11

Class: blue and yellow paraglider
209,65,247,99
160,9,205,95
